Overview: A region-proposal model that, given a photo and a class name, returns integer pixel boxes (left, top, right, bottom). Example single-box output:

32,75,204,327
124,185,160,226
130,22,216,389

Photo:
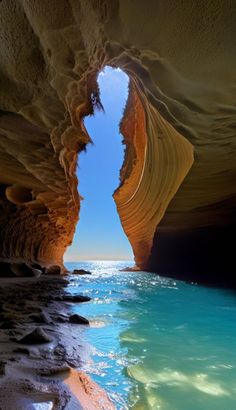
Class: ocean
65,261,236,410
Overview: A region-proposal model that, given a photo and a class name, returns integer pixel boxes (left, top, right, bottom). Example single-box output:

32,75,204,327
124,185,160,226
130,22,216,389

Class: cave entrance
65,66,133,262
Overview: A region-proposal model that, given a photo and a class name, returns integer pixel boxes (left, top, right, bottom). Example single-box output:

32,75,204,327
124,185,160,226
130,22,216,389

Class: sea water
65,261,236,409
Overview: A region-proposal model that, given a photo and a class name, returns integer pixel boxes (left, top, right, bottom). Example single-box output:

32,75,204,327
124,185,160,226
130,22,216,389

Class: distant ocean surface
65,261,236,410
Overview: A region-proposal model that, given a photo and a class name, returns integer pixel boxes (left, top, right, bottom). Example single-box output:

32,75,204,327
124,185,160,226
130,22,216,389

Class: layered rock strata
0,1,235,283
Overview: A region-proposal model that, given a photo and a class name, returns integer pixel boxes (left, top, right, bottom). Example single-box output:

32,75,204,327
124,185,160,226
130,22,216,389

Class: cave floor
0,274,114,410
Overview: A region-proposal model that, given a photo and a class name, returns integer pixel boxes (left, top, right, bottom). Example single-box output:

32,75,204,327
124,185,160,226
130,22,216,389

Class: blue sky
64,66,133,261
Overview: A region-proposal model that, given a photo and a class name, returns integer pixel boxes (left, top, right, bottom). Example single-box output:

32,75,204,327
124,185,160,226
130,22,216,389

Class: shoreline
0,274,115,409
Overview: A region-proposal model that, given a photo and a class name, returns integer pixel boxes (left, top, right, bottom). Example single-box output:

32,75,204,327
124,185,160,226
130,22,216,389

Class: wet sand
0,275,114,409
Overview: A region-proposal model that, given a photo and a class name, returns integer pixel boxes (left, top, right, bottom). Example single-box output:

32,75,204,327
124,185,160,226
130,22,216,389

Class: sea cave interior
0,1,235,409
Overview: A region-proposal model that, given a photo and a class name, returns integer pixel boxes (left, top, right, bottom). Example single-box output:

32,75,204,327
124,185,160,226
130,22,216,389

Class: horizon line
64,258,134,262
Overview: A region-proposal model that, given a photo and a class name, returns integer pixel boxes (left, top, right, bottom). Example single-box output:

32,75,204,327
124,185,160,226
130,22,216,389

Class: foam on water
65,261,236,409
33,403,53,410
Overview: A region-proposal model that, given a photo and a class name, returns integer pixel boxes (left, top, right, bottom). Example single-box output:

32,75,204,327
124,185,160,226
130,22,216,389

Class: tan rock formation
0,1,235,282
114,82,193,269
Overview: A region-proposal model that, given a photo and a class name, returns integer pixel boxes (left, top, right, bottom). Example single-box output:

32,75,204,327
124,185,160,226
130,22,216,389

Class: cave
0,1,236,408
0,0,235,285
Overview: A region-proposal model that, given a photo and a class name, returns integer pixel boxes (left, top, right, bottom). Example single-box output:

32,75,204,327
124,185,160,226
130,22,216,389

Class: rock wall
0,1,235,282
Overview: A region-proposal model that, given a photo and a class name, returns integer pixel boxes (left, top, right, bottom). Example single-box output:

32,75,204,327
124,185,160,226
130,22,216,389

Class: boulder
72,269,91,275
69,314,89,325
45,265,61,275
17,327,52,344
11,263,41,278
55,294,91,303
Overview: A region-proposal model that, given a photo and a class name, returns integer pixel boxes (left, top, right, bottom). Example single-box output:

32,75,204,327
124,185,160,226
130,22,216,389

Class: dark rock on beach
69,314,89,325
45,265,61,275
72,269,92,275
54,294,91,303
11,263,41,278
17,327,53,344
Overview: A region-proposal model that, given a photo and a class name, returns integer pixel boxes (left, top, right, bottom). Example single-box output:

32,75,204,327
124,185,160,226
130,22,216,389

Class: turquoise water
65,261,236,409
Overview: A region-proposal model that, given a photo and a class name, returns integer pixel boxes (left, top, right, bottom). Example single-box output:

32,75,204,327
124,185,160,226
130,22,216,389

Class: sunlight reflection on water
65,261,236,410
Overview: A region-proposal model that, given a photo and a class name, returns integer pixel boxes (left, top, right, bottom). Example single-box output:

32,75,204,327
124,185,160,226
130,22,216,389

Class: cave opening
64,66,133,262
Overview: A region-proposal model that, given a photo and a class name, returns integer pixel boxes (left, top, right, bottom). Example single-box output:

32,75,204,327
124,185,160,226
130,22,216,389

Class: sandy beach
0,274,114,410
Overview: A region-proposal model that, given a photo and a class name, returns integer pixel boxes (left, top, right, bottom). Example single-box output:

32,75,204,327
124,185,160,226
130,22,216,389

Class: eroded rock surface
0,1,235,283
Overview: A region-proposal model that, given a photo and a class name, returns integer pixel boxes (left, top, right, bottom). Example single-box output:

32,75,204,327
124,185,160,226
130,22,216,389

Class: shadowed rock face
0,1,235,283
